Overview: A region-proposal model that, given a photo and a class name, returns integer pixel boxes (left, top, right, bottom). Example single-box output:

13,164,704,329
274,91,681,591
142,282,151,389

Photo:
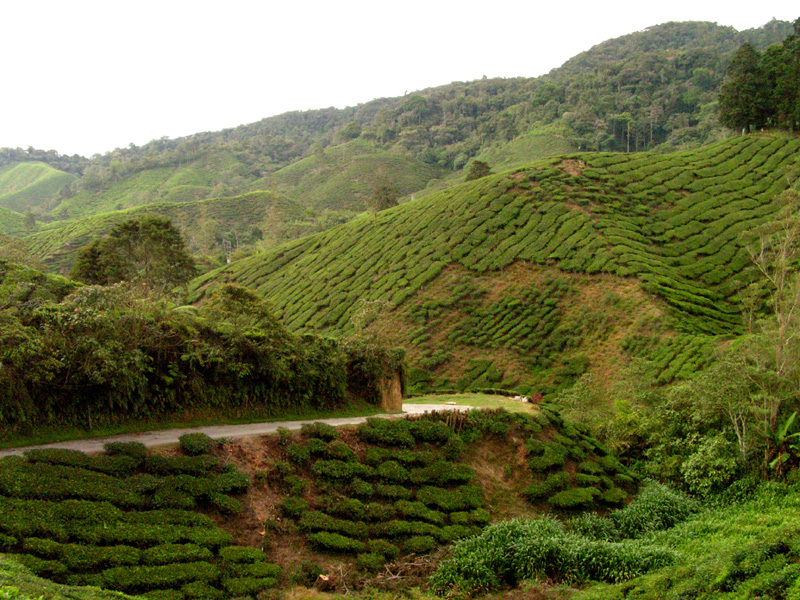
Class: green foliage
300,422,339,441
0,279,397,432
0,442,260,598
680,434,739,496
429,517,676,596
177,434,215,457
70,215,196,293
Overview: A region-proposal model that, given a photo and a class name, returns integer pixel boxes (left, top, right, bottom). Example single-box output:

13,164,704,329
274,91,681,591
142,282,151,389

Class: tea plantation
22,191,305,274
259,407,636,575
0,437,279,600
190,133,800,393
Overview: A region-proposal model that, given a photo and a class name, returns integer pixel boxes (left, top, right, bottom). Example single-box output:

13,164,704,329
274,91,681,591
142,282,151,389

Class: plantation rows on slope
0,162,76,215
0,438,278,600
22,191,305,273
191,134,800,393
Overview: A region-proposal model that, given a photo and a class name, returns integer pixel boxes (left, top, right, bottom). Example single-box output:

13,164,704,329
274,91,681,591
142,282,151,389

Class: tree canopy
719,20,800,132
71,215,196,293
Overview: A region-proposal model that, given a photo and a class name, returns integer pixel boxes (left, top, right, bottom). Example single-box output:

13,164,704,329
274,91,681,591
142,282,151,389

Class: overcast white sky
1,1,797,157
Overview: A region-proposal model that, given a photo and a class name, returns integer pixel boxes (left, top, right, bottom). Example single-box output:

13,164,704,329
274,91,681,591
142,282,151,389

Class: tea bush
178,433,216,456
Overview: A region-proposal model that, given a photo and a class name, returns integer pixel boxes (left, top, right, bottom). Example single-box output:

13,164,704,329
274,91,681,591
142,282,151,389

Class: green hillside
49,149,254,220
2,20,788,235
190,134,800,394
0,206,26,235
24,191,306,274
0,163,76,214
260,139,446,211
476,130,579,174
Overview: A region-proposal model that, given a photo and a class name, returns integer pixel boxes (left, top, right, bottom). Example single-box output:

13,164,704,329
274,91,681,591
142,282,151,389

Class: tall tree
71,215,196,294
718,43,769,132
367,178,400,214
465,160,493,181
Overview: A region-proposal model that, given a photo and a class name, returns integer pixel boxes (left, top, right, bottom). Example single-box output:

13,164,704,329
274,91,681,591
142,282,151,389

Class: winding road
0,403,472,458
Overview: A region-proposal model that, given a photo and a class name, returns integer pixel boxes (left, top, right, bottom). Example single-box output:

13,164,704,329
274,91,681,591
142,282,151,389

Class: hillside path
0,403,471,458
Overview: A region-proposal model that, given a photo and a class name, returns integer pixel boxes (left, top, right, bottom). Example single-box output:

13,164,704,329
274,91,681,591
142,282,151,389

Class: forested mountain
0,19,791,264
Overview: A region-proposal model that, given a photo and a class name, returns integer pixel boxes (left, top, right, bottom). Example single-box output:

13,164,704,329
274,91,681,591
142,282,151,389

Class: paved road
0,403,472,458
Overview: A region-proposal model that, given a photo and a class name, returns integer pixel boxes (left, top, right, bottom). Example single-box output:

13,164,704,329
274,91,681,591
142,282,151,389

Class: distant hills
0,19,793,275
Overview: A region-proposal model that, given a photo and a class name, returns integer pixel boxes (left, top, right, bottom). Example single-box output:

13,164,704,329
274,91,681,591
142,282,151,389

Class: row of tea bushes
264,407,638,574
0,436,279,599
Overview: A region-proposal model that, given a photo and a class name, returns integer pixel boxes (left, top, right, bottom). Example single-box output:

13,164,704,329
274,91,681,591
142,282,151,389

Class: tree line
719,18,800,132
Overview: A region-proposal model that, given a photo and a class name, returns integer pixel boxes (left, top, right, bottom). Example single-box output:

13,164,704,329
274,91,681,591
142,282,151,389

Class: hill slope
23,191,306,274
190,134,800,394
0,162,76,214
3,20,791,231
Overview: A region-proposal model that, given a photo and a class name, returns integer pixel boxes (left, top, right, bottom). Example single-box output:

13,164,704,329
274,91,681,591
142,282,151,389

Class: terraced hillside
0,206,26,236
49,149,255,220
256,139,446,211
190,134,800,394
0,162,76,214
23,191,305,273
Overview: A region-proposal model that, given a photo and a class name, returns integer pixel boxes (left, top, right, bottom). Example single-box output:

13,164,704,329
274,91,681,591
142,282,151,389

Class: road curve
0,403,472,458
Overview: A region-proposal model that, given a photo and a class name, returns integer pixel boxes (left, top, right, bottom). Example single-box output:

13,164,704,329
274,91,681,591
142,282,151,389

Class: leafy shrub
311,460,374,480
524,471,571,500
373,520,414,538
578,460,604,474
358,418,415,448
404,535,437,554
681,434,738,497
548,488,598,509
325,498,366,521
443,435,466,460
611,481,700,538
308,532,366,553
375,484,413,500
178,433,216,456
208,470,250,494
395,500,445,525
349,478,374,497
222,577,278,596
182,581,223,599
575,473,603,486
102,562,219,593
151,486,195,510
301,422,339,441
365,502,394,521
23,449,89,469
528,444,568,472
86,455,140,476
326,440,357,462
410,461,473,485
142,543,212,566
306,438,329,457
206,493,242,515
367,539,400,559
280,497,309,519
280,474,307,496
22,537,62,559
141,590,183,600
219,546,268,564
377,461,410,483
285,443,311,465
408,420,453,443
224,562,281,578
356,552,385,572
600,488,628,505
